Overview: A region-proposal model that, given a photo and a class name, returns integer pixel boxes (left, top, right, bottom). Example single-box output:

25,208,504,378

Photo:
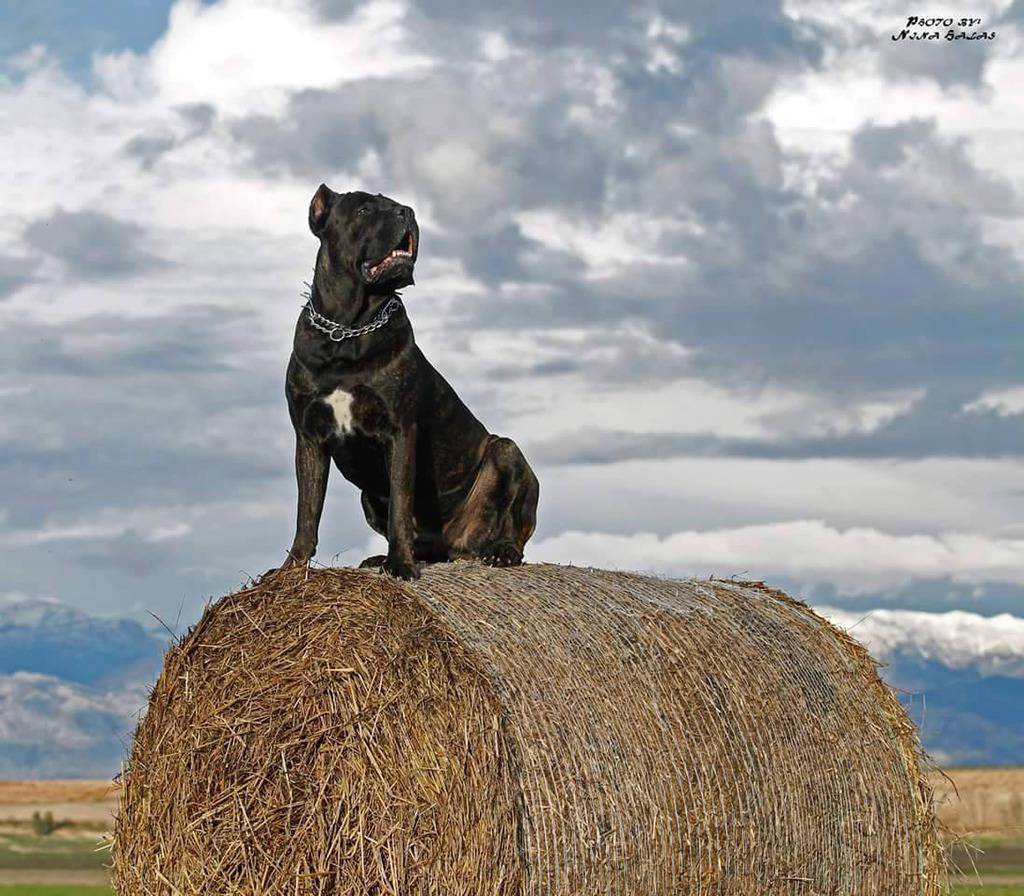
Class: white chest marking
324,388,354,435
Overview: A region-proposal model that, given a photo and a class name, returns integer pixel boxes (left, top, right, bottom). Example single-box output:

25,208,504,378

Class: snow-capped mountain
819,606,1024,766
0,593,166,688
819,606,1024,678
0,595,166,777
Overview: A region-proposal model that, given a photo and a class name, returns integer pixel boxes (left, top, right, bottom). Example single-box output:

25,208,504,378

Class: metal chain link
301,284,403,342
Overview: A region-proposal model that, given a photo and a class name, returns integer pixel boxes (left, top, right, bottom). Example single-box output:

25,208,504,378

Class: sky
2,0,1024,625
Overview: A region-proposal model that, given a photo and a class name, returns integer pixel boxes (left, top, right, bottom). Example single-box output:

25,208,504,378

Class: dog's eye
357,206,371,217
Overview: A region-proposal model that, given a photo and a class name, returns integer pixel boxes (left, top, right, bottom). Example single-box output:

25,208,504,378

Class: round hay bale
113,562,940,895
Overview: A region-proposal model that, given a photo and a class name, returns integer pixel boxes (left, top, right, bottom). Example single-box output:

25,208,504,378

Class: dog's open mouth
366,230,415,279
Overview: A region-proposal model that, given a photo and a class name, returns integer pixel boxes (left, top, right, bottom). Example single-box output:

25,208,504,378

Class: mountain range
0,591,1020,776
822,606,1024,766
0,594,165,778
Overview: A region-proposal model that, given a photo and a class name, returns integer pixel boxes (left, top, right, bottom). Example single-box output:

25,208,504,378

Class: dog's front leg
383,423,420,580
285,432,330,567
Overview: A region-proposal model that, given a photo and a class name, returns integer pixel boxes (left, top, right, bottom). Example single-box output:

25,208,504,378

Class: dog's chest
303,385,391,442
324,389,355,435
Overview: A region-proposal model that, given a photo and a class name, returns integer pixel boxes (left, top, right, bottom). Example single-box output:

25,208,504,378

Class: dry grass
0,782,120,829
932,767,1024,839
0,783,118,805
113,562,940,895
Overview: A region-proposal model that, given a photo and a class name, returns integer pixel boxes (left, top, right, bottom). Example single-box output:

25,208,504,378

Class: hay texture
113,562,940,896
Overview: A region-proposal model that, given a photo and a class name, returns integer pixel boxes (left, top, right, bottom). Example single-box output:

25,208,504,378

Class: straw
112,562,941,895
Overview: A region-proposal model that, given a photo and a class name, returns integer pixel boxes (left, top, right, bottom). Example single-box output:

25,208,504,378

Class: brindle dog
282,184,539,580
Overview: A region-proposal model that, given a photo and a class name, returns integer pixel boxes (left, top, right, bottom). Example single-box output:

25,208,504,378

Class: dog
282,184,540,580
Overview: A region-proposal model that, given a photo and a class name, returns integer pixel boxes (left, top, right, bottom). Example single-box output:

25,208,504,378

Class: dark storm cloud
313,0,667,49
0,301,308,615
803,578,1024,618
402,0,820,64
230,92,379,182
0,306,284,528
666,231,1021,396
232,0,820,224
122,104,216,169
407,0,634,46
434,223,577,284
23,209,166,278
177,103,216,129
471,117,1024,410
230,64,617,224
2,0,1019,628
224,3,1022,465
0,255,37,299
525,396,1024,466
1002,1,1024,21
879,30,991,88
122,133,177,169
0,305,250,377
74,532,178,577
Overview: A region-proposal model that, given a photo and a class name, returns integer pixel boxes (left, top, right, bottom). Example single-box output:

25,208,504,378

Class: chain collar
301,281,403,342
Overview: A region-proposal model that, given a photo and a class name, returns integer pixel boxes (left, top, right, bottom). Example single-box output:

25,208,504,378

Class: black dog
282,185,540,580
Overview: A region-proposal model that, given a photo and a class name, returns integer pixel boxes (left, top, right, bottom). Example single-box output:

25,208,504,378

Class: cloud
879,33,991,88
964,385,1024,416
0,508,192,549
0,306,288,524
135,0,435,116
525,388,1024,463
0,254,36,299
224,38,1022,426
406,0,820,64
23,208,166,277
783,0,1003,90
230,54,621,228
19,0,1013,407
1003,0,1024,21
119,100,215,170
821,604,1024,676
0,671,143,777
529,519,1024,594
0,1,173,82
1,0,1023,628
476,117,1023,401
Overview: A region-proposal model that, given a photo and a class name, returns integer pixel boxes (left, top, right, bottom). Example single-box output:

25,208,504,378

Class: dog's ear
308,184,336,236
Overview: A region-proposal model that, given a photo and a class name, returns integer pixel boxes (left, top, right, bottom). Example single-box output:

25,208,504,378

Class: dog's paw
382,554,421,580
265,551,311,578
479,541,522,567
282,544,314,568
358,554,387,570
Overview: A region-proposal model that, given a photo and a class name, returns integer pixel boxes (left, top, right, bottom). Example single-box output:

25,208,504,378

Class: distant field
932,767,1024,838
952,888,1024,896
0,783,117,806
0,770,1021,892
0,888,110,895
0,782,117,833
0,780,114,891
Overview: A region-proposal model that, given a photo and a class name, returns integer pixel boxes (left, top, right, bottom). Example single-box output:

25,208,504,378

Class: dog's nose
396,206,412,222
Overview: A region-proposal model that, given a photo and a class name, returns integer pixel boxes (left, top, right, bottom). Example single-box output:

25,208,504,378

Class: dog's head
309,185,418,291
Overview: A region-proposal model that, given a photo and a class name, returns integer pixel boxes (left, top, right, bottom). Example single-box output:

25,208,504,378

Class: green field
0,829,110,894
0,834,106,873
